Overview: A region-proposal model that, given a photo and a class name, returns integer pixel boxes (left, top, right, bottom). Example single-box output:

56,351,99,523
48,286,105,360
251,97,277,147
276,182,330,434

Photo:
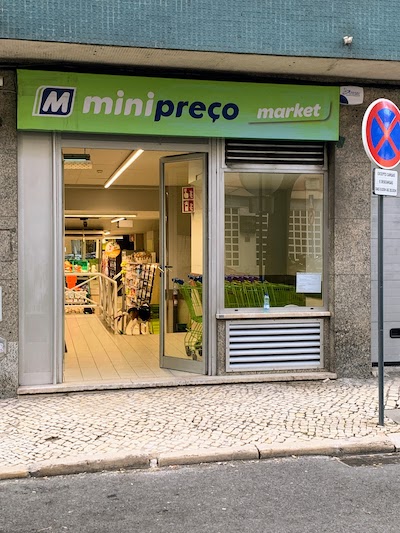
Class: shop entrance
63,146,207,384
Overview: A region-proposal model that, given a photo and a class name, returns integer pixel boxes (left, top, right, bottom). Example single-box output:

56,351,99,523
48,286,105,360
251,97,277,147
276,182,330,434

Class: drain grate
338,453,400,467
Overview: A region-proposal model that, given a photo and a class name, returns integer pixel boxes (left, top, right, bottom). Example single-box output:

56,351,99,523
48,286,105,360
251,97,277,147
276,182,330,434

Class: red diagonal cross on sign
373,111,400,156
362,98,400,169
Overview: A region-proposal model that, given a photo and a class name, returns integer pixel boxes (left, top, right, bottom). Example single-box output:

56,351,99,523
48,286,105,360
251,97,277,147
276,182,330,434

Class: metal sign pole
378,193,384,426
362,99,400,427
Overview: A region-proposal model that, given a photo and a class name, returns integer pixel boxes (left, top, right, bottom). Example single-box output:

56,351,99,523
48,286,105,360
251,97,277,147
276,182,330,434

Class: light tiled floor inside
64,313,202,384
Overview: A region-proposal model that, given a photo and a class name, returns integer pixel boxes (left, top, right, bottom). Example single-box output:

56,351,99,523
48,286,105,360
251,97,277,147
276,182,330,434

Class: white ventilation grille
226,320,322,371
225,139,325,168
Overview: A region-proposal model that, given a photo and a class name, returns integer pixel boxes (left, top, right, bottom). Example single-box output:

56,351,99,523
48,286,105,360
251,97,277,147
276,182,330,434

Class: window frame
217,140,329,314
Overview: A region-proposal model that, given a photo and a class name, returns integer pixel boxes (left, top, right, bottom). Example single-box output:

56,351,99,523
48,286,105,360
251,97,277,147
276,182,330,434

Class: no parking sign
363,99,400,426
362,98,400,169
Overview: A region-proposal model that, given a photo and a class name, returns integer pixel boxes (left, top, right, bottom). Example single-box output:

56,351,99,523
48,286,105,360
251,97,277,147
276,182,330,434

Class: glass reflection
224,173,324,308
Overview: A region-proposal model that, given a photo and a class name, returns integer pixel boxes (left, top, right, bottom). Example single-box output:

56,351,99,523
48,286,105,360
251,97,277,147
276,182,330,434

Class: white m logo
42,91,71,113
32,86,76,117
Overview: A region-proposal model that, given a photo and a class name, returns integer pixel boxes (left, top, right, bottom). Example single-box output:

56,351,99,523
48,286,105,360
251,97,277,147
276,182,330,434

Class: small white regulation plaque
374,169,398,196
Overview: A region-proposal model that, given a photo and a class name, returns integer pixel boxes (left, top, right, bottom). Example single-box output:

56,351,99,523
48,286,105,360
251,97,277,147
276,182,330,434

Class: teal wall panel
2,1,400,61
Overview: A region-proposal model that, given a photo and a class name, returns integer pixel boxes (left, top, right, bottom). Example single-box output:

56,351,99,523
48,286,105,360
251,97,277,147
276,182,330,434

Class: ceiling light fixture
64,214,137,219
111,217,125,224
103,235,124,241
63,154,92,169
104,149,144,189
65,230,104,236
103,231,110,235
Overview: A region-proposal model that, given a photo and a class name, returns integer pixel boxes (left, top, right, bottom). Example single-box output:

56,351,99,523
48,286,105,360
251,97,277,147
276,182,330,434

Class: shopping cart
224,278,306,308
175,280,203,360
268,283,306,307
224,280,268,308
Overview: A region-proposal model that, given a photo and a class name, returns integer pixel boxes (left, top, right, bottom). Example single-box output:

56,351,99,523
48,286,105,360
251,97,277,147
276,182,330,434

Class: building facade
1,2,400,396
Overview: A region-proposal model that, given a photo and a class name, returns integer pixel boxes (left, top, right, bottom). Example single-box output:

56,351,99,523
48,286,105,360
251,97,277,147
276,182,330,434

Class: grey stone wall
0,70,18,397
329,87,395,378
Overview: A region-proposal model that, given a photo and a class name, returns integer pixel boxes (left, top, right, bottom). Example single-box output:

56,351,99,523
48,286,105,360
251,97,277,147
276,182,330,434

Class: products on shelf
101,251,121,278
123,262,157,308
64,260,89,273
65,288,87,305
121,251,157,308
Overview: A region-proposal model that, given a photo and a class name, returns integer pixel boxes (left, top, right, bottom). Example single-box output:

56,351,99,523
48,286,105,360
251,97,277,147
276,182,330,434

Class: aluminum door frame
159,153,208,374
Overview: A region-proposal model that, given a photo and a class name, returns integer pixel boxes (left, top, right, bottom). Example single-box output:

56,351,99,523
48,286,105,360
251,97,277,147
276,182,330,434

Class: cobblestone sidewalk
1,377,400,470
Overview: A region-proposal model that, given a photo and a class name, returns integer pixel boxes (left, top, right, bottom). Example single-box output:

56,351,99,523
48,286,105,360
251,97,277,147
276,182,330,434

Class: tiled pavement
1,377,400,470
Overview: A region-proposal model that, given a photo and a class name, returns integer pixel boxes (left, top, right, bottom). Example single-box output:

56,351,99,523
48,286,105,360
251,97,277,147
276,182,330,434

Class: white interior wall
189,159,204,275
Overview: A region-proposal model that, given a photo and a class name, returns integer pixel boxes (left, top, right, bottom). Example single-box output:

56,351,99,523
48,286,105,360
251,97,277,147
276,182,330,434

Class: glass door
159,154,207,374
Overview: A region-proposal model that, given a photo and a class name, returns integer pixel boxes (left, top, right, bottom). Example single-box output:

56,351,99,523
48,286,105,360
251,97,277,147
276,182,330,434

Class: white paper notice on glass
296,273,322,293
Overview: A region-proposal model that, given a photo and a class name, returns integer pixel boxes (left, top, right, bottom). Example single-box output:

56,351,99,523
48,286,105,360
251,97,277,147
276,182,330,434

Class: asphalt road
1,455,400,533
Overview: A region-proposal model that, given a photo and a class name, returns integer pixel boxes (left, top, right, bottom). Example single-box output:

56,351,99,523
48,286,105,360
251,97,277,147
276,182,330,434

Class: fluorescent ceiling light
111,217,125,223
65,231,103,236
104,149,144,189
63,154,92,169
64,214,137,219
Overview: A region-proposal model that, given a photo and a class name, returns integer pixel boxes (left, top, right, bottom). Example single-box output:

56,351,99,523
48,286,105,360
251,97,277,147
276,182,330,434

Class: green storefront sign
17,70,339,140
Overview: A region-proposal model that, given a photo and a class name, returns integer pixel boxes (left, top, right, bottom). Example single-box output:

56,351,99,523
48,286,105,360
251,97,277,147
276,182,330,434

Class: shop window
224,172,324,309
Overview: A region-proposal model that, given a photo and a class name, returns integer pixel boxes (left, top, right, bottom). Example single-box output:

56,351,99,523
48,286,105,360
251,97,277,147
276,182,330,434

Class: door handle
158,265,173,274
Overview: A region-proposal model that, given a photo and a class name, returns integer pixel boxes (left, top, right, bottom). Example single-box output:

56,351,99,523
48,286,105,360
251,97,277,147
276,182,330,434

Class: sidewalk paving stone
1,377,400,478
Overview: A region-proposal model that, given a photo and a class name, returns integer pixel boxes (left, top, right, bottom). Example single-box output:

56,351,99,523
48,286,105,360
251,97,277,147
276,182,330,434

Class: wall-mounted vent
225,139,325,168
226,320,322,371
